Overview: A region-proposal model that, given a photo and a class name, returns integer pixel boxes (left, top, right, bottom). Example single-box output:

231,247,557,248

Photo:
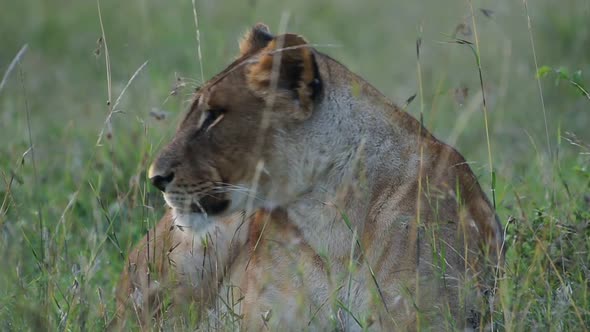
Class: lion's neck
278,55,420,261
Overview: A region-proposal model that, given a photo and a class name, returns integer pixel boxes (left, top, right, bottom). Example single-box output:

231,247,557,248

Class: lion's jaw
170,211,216,233
162,194,213,232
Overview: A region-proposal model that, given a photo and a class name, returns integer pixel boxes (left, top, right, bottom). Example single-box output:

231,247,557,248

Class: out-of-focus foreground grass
0,0,589,330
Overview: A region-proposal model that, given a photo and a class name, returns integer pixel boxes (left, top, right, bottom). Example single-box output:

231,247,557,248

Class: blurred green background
1,0,589,330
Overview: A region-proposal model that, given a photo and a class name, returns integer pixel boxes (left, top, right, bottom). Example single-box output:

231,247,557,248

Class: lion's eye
199,108,225,132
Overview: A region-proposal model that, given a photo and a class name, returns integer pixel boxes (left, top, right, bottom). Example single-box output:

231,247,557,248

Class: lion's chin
171,210,216,233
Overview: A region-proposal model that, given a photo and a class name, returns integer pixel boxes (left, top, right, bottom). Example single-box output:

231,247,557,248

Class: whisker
212,182,253,191
210,186,266,202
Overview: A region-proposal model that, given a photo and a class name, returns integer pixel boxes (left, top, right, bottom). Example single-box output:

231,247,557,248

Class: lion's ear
246,33,320,121
239,23,274,56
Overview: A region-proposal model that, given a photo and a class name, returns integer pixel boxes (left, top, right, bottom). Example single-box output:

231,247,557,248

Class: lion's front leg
216,209,332,332
111,210,250,330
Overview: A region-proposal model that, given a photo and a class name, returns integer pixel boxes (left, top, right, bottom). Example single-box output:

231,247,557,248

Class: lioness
115,23,504,330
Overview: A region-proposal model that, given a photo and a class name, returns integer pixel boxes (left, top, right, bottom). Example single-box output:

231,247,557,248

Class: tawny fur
111,210,249,330
117,24,504,331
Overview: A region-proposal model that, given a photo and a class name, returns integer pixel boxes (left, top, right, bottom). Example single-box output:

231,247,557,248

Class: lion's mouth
189,196,230,215
164,192,230,216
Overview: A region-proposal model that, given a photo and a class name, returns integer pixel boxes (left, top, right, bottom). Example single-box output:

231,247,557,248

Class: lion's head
148,24,323,229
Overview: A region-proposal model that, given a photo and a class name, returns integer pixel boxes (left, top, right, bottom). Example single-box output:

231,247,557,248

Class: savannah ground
0,0,589,330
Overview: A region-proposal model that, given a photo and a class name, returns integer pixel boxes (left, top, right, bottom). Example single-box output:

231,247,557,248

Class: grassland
0,0,589,330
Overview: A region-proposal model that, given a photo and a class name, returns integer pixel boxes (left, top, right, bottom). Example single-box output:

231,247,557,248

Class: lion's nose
149,172,175,192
